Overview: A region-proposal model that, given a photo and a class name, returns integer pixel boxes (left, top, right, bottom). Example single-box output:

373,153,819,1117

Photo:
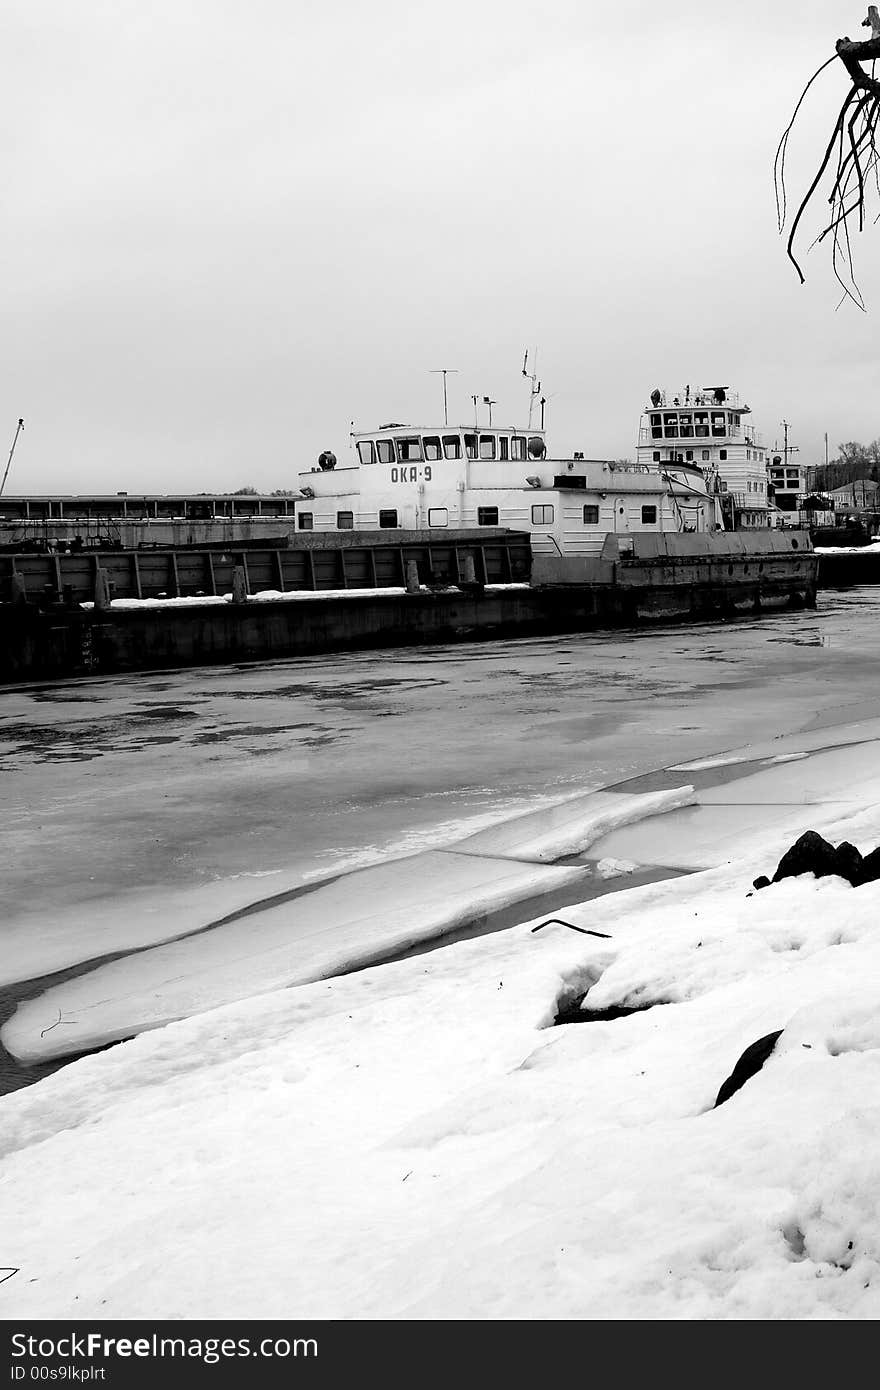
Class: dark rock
714,1030,784,1108
833,841,863,886
752,875,771,890
772,831,846,884
855,846,880,887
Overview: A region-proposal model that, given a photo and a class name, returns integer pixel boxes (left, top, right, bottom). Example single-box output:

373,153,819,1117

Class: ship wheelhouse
637,387,771,530
352,427,548,468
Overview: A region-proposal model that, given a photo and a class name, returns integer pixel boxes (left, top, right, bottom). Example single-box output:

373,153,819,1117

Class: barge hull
0,575,816,684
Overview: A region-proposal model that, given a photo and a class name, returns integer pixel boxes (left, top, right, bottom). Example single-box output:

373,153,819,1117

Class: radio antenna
522,349,542,429
430,368,458,426
0,418,24,497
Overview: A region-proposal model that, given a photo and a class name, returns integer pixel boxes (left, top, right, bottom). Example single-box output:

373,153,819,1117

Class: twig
531,919,613,939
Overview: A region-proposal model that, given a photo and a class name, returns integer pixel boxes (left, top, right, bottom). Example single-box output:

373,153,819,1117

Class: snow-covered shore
2,791,880,1319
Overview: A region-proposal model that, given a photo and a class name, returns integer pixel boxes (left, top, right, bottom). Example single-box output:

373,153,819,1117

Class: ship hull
0,530,818,683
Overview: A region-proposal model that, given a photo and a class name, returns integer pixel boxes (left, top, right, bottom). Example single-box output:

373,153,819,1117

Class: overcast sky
3,0,880,493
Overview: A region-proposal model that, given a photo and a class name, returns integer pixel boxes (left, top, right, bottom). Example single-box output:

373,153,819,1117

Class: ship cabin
295,422,717,557
636,387,770,528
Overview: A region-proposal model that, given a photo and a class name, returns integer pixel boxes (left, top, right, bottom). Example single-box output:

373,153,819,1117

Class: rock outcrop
752,831,880,890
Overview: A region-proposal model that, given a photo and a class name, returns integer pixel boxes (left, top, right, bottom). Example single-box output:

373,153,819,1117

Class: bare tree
776,7,880,308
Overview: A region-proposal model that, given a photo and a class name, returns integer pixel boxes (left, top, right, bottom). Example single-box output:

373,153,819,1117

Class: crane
0,418,24,497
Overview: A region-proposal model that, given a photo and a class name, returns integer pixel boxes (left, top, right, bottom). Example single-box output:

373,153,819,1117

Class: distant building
828,478,879,511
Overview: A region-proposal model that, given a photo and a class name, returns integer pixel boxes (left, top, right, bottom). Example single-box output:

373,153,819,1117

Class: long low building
0,492,297,521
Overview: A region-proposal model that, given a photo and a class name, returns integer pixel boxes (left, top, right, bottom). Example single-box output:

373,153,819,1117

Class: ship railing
645,390,744,410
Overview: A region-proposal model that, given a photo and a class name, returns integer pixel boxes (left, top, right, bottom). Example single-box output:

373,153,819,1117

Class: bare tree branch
776,11,880,304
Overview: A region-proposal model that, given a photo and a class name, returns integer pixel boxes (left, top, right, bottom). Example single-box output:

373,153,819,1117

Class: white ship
295,408,721,555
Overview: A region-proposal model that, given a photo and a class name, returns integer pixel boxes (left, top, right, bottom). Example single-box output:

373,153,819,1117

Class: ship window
464,433,478,460
694,412,710,437
510,437,526,460
356,441,375,466
719,449,727,460
336,511,354,529
443,434,462,459
711,413,726,436
423,436,442,461
499,436,509,460
701,449,710,461
396,436,423,462
679,413,694,438
376,439,395,464
479,435,497,460
686,450,694,461
662,413,679,438
298,512,313,530
378,509,398,528
531,504,554,524
650,413,661,428
477,506,499,526
651,425,663,440
652,451,660,462
641,505,657,524
428,507,448,527
583,504,599,524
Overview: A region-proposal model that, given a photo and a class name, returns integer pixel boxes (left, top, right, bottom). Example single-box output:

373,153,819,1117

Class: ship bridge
639,388,762,450
347,425,548,468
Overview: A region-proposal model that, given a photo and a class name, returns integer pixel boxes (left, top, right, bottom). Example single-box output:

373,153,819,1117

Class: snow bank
814,542,880,554
81,583,530,611
3,796,880,1318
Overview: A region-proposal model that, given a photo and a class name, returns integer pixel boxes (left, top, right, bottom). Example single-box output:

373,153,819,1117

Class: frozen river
3,588,880,1081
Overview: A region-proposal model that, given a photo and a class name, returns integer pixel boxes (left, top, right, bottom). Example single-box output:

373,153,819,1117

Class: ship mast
429,368,458,426
522,349,543,429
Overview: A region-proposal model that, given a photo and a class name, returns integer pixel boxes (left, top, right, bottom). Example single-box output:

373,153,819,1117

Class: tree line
806,442,880,494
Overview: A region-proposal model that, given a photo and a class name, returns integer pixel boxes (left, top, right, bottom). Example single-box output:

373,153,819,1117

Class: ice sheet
2,851,587,1062
592,738,880,869
456,785,696,861
3,783,703,1062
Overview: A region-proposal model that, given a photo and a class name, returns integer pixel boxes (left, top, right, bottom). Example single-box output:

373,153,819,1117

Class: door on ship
613,497,629,533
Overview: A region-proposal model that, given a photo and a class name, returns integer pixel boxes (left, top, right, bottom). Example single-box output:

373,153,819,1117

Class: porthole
791,538,799,549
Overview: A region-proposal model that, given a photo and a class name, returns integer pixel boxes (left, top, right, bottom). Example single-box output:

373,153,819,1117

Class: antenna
780,420,799,471
483,395,497,427
0,418,24,498
523,348,542,429
430,368,458,426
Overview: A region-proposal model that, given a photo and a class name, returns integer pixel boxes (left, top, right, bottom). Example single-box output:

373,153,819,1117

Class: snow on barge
0,387,817,682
